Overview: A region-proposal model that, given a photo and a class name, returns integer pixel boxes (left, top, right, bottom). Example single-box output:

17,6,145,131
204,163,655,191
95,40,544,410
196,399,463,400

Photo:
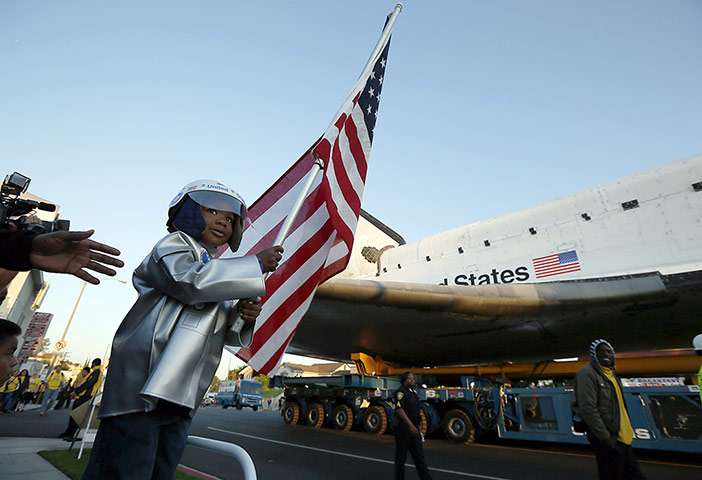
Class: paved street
1,406,700,480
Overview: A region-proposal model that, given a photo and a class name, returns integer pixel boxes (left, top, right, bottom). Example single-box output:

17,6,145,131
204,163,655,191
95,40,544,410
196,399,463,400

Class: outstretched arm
29,230,124,284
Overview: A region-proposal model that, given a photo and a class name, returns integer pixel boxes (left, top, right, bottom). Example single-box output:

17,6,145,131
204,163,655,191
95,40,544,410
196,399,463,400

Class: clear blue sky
2,1,700,373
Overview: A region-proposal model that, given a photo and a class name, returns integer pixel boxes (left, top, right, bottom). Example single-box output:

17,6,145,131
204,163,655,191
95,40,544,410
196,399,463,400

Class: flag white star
370,70,376,79
379,75,383,85
374,110,378,118
367,104,372,114
368,87,374,97
380,58,386,68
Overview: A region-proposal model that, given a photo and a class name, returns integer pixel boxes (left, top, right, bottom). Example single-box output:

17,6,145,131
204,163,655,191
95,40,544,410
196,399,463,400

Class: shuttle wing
287,271,701,366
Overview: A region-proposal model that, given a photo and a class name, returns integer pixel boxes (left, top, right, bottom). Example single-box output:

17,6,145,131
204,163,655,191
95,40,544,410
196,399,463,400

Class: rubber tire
419,409,428,437
252,406,258,412
282,402,300,426
306,402,325,429
332,404,353,432
363,406,388,435
236,402,243,410
442,409,475,444
222,405,229,409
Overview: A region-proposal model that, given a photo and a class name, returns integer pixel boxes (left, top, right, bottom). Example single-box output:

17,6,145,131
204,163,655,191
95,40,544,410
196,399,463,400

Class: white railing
186,436,257,480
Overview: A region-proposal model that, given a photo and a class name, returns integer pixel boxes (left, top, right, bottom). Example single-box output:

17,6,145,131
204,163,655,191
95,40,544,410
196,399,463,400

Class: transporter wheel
282,402,300,426
419,409,428,437
363,406,388,435
332,404,353,432
442,409,475,444
222,405,229,410
306,402,325,429
252,406,258,412
236,402,243,410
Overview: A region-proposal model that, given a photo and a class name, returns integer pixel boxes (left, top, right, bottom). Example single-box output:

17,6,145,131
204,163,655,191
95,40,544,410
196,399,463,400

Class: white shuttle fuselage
290,155,702,366
361,154,702,287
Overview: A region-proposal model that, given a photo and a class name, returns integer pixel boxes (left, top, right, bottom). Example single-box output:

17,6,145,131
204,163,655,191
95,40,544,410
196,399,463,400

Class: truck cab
217,379,263,411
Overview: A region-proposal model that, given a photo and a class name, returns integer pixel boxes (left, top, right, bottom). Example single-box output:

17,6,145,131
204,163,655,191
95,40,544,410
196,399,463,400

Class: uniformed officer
393,371,433,480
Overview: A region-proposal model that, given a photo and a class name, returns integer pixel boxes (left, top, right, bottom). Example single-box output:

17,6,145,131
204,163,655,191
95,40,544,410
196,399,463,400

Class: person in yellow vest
60,359,102,440
0,370,20,413
572,339,647,479
20,372,43,410
71,368,91,396
40,365,66,415
11,369,30,411
694,334,702,405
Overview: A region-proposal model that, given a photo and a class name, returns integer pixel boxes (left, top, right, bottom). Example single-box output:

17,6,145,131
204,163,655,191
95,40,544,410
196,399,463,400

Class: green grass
38,449,203,479
262,388,283,398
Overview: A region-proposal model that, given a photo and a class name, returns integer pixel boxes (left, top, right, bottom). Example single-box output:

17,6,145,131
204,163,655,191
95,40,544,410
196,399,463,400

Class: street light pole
59,282,87,348
50,278,127,368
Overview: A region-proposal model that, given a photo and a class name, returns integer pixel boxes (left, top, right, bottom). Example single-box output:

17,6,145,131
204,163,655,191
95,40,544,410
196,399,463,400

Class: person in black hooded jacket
572,339,647,480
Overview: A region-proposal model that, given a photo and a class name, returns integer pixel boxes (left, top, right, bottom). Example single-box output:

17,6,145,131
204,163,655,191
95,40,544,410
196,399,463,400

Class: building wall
0,271,48,331
0,190,57,358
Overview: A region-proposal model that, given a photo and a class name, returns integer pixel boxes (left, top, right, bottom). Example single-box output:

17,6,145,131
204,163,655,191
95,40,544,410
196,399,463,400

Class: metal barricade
186,436,257,480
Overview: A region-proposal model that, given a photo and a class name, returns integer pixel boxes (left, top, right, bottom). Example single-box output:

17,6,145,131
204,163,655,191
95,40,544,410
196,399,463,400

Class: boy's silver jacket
99,232,265,419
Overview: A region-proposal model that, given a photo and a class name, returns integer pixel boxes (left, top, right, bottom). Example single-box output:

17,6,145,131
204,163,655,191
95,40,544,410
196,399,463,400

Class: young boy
83,180,282,480
0,319,21,387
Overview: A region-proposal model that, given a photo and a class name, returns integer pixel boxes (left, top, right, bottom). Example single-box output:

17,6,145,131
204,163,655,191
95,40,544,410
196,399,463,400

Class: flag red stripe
532,253,560,262
330,128,362,215
255,326,299,376
534,265,581,278
244,184,326,257
258,219,335,303
237,258,327,361
238,221,335,356
320,176,353,236
321,256,349,283
534,265,580,274
342,110,368,182
243,218,285,257
247,149,318,220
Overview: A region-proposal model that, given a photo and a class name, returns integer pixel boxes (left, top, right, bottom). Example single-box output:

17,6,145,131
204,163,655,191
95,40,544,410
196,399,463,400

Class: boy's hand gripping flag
220,5,401,375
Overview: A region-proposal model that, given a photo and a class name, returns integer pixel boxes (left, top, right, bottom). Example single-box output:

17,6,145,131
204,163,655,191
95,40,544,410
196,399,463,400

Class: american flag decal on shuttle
532,250,581,279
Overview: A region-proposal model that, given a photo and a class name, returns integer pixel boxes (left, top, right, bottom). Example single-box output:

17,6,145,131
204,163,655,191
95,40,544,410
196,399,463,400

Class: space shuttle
287,154,702,368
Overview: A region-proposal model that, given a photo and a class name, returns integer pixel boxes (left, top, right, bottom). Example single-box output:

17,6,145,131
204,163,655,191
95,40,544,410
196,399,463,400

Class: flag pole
268,156,325,262
359,3,403,81
230,156,325,337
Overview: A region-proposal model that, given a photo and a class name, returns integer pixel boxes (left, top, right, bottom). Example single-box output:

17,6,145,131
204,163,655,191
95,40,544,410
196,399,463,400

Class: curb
177,464,222,480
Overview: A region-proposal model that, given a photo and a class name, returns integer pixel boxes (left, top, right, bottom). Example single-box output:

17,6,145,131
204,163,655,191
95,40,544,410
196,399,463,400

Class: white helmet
693,334,702,351
167,179,248,251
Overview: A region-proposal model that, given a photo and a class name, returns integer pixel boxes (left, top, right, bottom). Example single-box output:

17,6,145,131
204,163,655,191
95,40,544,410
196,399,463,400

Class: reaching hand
29,230,125,284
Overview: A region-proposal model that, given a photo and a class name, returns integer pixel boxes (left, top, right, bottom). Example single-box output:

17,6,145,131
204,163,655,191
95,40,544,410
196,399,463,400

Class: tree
37,337,51,354
255,374,270,390
226,367,244,381
209,375,221,393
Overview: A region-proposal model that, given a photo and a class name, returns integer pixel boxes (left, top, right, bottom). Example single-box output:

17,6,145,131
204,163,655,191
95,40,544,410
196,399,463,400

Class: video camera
0,172,70,233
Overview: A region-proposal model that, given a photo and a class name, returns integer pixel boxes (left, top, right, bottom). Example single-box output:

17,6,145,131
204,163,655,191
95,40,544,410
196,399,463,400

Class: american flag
532,250,581,279
219,25,395,375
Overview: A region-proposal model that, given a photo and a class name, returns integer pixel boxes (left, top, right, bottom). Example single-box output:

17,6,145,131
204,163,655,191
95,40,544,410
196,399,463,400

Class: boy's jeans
82,402,192,480
40,388,59,414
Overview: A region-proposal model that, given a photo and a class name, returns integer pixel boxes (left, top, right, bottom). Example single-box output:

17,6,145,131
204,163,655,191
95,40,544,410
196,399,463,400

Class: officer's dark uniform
393,384,432,480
